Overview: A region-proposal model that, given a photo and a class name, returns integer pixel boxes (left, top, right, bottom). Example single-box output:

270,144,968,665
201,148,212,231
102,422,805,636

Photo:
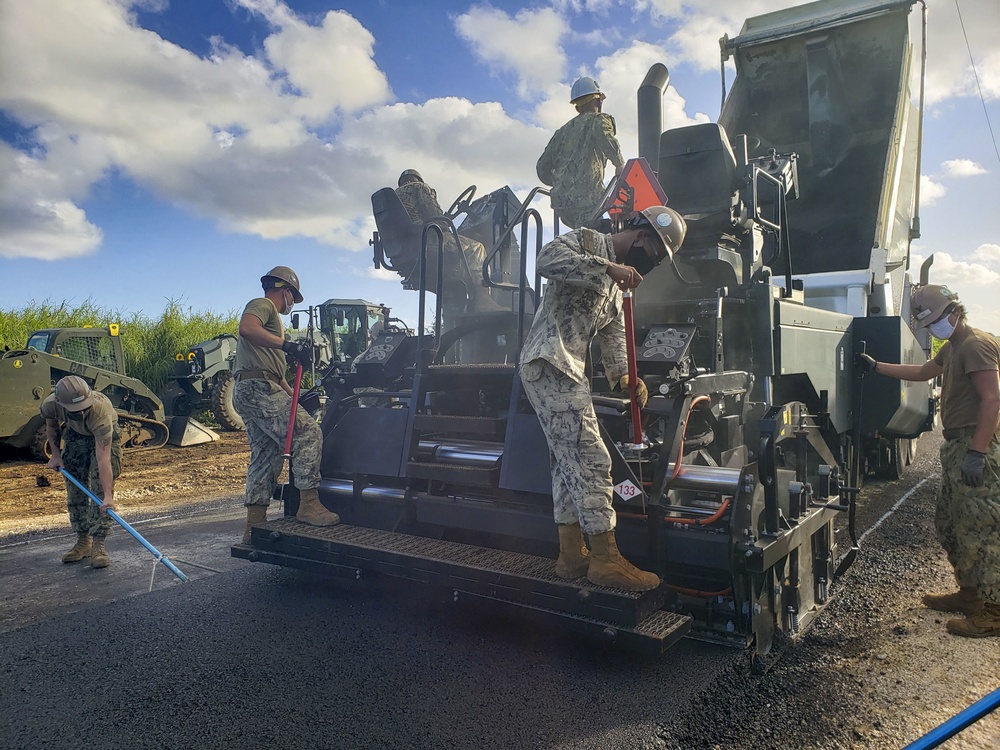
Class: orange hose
671,394,711,482
617,497,731,526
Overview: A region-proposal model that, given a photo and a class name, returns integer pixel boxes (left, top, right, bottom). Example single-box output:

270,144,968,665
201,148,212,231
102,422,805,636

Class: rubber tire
878,438,905,481
30,425,51,461
211,371,245,432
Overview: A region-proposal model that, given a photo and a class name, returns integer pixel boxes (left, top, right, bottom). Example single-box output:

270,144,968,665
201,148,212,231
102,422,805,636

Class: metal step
235,519,674,630
406,460,498,486
412,414,506,437
424,363,516,380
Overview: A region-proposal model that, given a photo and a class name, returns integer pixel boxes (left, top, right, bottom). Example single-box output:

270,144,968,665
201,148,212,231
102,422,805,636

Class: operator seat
371,187,422,289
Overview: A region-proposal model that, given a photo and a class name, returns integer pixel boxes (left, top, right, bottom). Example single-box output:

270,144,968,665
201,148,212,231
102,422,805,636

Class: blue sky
1,0,998,333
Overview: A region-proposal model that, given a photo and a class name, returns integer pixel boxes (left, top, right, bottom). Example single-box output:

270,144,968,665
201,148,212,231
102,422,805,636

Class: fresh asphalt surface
1,505,730,749
0,438,941,750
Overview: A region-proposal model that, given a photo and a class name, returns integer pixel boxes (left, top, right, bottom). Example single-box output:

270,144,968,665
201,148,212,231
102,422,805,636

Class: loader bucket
167,416,220,447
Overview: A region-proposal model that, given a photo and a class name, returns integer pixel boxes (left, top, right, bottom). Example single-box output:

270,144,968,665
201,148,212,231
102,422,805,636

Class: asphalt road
0,430,989,749
1,500,735,749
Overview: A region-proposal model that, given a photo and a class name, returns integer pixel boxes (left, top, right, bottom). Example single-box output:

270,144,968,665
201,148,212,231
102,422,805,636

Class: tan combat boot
61,533,91,563
587,530,660,592
90,537,110,569
555,523,590,579
243,505,268,544
922,587,983,617
946,602,1000,638
295,488,340,527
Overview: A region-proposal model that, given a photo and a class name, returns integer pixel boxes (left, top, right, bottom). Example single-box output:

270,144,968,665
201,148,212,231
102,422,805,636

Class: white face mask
929,313,957,340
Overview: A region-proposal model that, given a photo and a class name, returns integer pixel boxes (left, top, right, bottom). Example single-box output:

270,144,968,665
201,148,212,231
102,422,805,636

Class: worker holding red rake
232,265,340,543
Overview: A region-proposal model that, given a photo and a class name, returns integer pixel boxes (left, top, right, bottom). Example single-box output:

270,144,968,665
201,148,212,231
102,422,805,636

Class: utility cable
954,0,1000,167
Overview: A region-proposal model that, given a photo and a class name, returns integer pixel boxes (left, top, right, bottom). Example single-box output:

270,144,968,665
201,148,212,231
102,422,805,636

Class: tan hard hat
911,284,959,328
638,206,687,260
261,266,303,303
55,375,94,412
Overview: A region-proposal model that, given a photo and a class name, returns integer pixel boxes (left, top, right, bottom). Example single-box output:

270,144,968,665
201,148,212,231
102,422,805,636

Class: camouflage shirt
536,112,625,214
396,182,445,224
520,228,627,384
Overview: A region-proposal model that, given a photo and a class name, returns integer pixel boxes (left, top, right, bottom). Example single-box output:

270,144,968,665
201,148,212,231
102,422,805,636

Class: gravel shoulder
662,431,1000,750
0,431,250,539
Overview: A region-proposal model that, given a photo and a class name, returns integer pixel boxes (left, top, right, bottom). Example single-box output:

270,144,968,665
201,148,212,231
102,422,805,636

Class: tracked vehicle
235,0,933,660
1,325,169,458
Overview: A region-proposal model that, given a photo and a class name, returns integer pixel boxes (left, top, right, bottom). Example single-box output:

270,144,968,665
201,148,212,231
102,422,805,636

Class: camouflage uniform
232,297,322,507
932,326,1000,605
938,436,1000,604
519,228,628,535
232,379,322,506
395,180,487,284
40,390,122,539
536,112,625,229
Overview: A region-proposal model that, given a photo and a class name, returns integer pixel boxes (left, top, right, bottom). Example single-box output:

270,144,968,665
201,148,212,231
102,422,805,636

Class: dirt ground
0,431,250,537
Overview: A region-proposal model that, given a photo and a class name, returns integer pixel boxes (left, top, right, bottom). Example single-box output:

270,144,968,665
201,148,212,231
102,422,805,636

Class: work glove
619,374,649,409
960,449,986,488
858,352,878,375
282,340,313,367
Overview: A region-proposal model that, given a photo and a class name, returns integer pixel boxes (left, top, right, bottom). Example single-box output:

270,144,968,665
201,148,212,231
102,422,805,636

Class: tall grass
0,299,239,393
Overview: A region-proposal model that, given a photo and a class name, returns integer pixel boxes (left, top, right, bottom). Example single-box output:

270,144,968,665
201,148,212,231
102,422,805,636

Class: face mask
929,314,957,340
278,288,293,315
624,243,657,276
66,410,87,421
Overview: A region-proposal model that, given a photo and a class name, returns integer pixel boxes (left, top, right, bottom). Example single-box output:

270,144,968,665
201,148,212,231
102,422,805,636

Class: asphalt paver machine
235,0,933,661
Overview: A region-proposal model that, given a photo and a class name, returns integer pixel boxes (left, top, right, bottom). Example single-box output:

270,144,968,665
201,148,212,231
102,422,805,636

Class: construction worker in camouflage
395,169,503,313
232,265,340,543
519,206,686,592
41,375,121,569
536,76,625,231
860,284,1000,638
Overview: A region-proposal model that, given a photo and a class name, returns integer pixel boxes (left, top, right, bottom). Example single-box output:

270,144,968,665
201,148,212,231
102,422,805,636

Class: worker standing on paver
536,76,625,230
860,284,1000,638
41,375,121,569
232,265,340,543
519,206,686,592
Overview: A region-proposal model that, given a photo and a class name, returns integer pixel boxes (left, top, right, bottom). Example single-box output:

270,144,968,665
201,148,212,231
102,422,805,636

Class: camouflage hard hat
638,206,687,261
55,375,93,412
911,284,960,329
570,76,605,105
398,169,423,187
261,265,304,303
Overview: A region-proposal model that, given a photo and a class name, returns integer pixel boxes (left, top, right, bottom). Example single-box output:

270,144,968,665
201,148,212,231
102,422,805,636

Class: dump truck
1,325,169,458
235,0,933,662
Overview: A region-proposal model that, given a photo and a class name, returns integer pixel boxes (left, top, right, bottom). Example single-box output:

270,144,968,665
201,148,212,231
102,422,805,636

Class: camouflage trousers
520,358,616,535
232,379,322,507
62,429,122,539
937,436,1000,605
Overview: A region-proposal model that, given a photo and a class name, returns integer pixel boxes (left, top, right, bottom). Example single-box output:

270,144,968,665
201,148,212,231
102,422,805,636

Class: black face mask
65,410,87,421
624,244,657,276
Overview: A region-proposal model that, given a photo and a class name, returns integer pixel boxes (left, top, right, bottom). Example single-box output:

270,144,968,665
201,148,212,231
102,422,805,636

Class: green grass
0,299,239,393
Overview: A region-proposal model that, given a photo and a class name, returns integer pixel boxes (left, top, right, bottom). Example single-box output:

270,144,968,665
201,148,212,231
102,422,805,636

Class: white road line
858,477,932,546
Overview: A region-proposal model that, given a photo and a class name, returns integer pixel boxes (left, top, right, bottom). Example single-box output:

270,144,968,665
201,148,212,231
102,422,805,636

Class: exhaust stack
637,63,670,171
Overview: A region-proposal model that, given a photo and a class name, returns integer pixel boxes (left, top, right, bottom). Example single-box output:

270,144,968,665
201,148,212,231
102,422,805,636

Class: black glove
281,340,312,367
858,352,878,375
960,449,986,488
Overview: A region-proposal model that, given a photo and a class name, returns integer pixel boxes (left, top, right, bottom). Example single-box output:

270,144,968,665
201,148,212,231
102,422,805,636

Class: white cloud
909,250,1000,287
971,243,1000,267
920,175,946,206
454,6,567,97
941,159,988,177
